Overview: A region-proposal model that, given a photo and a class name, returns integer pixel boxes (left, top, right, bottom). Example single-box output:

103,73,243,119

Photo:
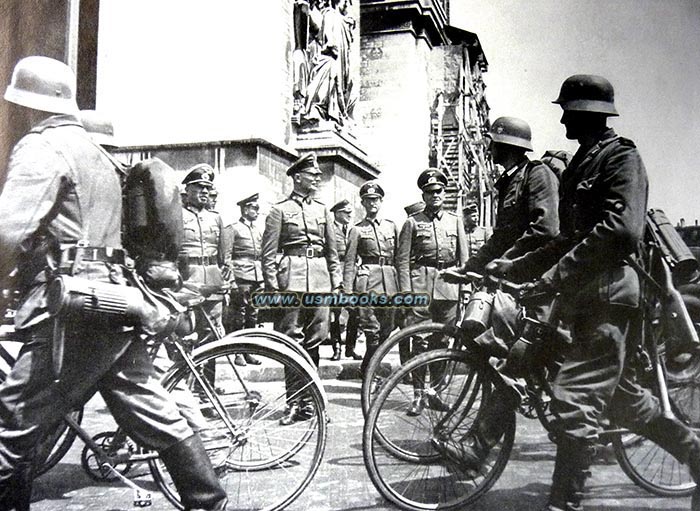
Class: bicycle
1,287,329,511
362,265,700,510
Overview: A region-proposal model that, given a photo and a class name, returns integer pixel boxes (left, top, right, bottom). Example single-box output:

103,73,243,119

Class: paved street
30,346,693,511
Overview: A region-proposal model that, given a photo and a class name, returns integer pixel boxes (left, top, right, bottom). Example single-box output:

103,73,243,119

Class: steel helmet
487,117,533,151
79,110,118,147
553,74,618,116
4,56,78,114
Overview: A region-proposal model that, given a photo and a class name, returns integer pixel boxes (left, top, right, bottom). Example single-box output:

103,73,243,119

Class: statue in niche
293,0,356,129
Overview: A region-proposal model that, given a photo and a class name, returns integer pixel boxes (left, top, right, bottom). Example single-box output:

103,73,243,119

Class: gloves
485,259,513,277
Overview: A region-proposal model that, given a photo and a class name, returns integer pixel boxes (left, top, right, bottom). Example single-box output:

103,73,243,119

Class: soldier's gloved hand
485,258,513,277
439,266,465,284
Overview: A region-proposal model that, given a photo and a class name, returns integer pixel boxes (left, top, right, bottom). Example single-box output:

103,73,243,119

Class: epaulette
618,137,636,148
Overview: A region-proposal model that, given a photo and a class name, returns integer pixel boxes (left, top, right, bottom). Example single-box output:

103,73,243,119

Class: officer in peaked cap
404,201,425,216
328,198,360,361
261,152,341,425
223,192,264,366
179,163,232,390
344,181,399,375
396,168,467,416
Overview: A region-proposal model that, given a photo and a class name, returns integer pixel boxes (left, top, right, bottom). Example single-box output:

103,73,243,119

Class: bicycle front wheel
151,341,327,511
363,349,514,511
361,322,457,416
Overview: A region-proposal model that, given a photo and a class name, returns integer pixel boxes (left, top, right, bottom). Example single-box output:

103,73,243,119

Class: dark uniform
329,200,360,360
0,101,224,509
397,169,467,415
261,153,341,366
225,194,264,332
464,157,559,274
507,76,700,510
343,182,399,373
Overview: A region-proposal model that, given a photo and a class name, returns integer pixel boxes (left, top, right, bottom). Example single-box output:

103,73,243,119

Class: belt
62,246,126,264
417,260,456,270
185,255,217,265
284,246,325,258
362,256,393,266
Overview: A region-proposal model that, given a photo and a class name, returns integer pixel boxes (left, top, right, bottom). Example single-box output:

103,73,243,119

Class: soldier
343,182,399,375
397,168,468,416
206,187,219,212
439,75,700,511
460,116,560,275
179,164,232,388
261,153,341,425
329,199,361,361
0,56,226,510
462,202,492,256
224,193,264,366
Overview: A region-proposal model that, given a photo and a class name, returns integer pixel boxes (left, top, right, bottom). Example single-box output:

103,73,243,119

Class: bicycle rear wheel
363,349,514,510
361,322,456,416
150,340,327,511
613,372,700,497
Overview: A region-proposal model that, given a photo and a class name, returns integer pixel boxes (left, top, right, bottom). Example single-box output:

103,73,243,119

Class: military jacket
179,206,231,290
466,226,492,257
228,218,263,283
512,129,648,309
0,115,123,329
397,209,467,301
343,217,399,294
466,158,559,273
334,221,349,261
261,192,341,292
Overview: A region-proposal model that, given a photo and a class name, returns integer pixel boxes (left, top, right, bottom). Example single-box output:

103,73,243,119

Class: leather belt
362,256,393,266
284,246,325,258
62,246,126,264
417,260,456,270
186,255,217,265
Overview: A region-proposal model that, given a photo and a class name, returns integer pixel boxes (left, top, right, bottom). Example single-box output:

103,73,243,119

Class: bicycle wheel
150,341,327,511
363,349,515,511
613,372,700,497
225,328,316,370
361,322,456,416
0,340,82,477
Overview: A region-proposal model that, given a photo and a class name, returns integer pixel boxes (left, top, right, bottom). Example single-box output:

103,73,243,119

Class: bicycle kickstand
101,462,152,507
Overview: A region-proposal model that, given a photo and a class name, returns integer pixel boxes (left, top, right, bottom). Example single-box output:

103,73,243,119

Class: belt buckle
305,247,315,258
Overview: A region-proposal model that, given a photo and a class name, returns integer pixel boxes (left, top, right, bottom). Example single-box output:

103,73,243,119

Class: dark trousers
330,308,359,353
0,323,193,481
223,280,262,332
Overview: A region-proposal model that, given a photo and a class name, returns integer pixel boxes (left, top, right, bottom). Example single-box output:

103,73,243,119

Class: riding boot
360,334,379,375
0,462,33,511
345,310,361,359
331,342,341,361
159,434,228,511
545,437,593,511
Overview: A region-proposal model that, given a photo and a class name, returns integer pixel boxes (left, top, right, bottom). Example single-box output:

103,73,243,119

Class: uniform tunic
511,129,681,445
225,218,263,331
0,115,192,480
343,217,399,343
261,191,341,354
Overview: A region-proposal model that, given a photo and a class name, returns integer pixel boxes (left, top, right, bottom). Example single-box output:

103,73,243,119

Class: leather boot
233,354,247,366
360,338,378,375
331,342,341,361
0,461,32,511
243,354,261,365
546,437,593,511
159,435,228,511
406,390,424,417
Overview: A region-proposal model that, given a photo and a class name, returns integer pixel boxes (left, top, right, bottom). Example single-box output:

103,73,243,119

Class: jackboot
360,338,378,376
159,435,228,511
406,390,424,417
331,342,342,361
545,437,593,511
0,461,32,511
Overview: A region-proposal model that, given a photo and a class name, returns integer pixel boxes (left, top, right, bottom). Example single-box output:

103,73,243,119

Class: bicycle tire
361,322,456,417
150,340,327,511
613,370,700,497
363,348,515,511
224,328,316,370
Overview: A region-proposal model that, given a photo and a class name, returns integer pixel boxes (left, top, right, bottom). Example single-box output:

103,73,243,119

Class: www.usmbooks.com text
251,291,430,308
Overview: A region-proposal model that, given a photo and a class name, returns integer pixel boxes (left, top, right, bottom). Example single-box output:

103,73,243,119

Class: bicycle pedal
133,488,152,507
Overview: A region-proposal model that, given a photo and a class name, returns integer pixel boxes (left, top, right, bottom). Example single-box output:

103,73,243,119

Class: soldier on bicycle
0,56,227,511
438,74,700,511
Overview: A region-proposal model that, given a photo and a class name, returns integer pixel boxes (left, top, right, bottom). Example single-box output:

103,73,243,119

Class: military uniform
261,158,341,364
344,182,399,372
465,158,559,274
465,225,492,256
0,114,224,508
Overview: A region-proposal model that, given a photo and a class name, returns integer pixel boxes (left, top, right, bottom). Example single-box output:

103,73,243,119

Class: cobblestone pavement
29,346,693,511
